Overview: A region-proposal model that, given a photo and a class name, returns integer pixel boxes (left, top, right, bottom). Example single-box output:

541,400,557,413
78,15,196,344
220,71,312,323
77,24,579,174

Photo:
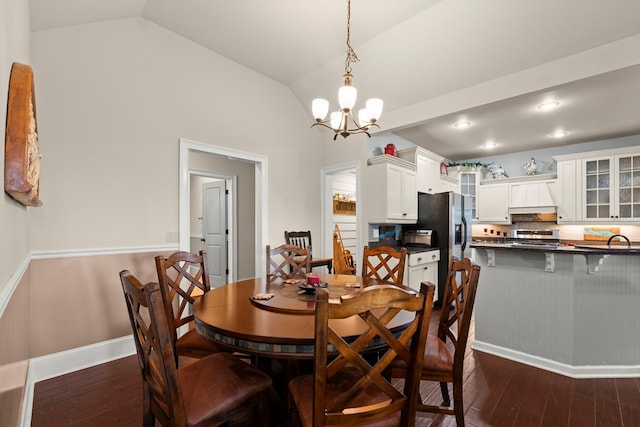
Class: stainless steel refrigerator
415,191,472,304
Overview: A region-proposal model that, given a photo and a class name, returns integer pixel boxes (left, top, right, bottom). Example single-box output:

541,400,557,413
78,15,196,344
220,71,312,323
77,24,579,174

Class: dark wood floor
32,308,640,427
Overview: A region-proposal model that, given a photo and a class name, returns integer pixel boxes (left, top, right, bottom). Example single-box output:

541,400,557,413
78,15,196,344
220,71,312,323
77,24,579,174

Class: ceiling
29,0,640,160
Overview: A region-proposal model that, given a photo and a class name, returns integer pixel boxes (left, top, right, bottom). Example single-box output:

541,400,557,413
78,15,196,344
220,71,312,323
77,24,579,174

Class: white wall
29,17,326,252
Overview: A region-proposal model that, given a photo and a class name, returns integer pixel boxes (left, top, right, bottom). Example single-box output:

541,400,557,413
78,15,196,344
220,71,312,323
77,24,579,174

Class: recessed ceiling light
537,101,560,111
453,121,471,129
549,130,569,138
483,141,496,149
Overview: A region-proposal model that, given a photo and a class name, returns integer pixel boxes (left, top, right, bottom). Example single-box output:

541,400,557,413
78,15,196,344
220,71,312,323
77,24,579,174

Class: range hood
508,181,557,215
509,206,556,214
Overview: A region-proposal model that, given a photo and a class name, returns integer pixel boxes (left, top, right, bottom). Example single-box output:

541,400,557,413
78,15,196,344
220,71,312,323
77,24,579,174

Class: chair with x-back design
154,250,226,363
288,282,435,427
388,256,481,427
267,244,311,279
361,245,407,286
119,270,272,427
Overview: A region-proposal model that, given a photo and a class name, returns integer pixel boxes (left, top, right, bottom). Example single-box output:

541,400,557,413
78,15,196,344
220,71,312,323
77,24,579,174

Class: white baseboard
21,336,135,427
473,340,640,378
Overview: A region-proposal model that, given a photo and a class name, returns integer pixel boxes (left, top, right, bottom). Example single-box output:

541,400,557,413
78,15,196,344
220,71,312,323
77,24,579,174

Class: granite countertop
470,241,640,255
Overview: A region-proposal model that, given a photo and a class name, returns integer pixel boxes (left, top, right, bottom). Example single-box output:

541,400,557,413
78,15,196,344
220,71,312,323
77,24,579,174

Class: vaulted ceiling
29,0,640,159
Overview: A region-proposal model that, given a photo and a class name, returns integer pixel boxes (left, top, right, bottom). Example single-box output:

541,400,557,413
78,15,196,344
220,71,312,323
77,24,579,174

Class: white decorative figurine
522,157,536,176
488,163,509,179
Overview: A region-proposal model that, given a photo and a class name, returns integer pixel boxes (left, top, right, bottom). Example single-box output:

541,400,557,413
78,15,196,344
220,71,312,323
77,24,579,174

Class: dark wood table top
193,274,415,359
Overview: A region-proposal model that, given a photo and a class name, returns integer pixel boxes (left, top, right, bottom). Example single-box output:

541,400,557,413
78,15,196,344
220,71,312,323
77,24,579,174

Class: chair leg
258,389,271,427
453,380,465,427
142,386,154,427
439,381,450,407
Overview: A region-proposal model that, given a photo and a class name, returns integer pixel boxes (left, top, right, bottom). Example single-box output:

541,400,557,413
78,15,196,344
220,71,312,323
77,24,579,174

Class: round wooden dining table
193,273,416,360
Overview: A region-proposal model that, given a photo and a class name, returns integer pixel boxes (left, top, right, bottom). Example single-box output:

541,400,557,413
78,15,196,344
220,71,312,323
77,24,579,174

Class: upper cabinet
365,155,417,224
582,152,640,221
398,147,458,194
477,182,510,224
554,160,579,223
455,169,484,221
555,146,640,223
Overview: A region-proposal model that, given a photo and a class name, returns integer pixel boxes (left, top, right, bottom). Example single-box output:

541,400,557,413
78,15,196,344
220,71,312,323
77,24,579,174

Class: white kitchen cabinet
554,159,579,223
554,146,640,223
457,169,483,221
365,159,417,224
477,182,510,224
582,152,640,221
403,250,440,303
398,146,457,194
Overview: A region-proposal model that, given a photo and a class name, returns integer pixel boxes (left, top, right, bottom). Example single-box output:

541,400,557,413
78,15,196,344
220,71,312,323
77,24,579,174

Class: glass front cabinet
459,170,479,221
583,153,640,221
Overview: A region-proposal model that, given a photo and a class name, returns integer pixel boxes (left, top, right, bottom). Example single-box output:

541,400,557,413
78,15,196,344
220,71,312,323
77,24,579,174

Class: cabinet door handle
423,266,429,270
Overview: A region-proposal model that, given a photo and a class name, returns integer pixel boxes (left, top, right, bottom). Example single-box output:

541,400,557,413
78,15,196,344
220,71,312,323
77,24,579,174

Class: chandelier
311,0,383,140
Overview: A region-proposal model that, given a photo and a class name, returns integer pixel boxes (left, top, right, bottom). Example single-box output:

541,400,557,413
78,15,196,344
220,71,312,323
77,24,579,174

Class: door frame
320,161,363,262
179,138,268,277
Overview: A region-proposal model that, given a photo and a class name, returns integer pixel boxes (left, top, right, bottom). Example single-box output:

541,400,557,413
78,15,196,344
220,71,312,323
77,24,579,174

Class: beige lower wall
0,249,177,426
0,270,30,427
29,250,170,357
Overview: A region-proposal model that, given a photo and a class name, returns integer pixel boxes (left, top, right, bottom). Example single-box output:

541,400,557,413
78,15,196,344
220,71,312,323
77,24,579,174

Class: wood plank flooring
32,308,640,426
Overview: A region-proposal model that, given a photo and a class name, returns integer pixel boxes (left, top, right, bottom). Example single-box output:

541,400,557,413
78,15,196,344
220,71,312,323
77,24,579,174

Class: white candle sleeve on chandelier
312,98,329,121
365,98,383,121
338,85,357,111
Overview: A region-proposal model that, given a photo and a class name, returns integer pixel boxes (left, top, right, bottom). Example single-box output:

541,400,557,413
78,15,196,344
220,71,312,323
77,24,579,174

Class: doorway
189,174,233,286
321,161,362,269
179,138,268,279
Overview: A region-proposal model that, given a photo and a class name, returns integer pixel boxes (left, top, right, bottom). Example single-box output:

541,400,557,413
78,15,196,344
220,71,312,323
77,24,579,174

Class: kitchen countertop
470,241,640,254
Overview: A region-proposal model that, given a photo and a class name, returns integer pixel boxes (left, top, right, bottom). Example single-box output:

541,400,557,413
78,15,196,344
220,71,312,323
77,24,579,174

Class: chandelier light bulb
312,98,329,121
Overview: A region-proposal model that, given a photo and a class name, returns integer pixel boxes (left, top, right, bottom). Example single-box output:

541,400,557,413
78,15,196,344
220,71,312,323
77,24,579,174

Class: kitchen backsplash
471,223,640,242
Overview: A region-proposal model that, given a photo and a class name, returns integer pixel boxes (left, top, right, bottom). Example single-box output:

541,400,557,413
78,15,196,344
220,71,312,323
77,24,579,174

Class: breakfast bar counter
471,246,640,378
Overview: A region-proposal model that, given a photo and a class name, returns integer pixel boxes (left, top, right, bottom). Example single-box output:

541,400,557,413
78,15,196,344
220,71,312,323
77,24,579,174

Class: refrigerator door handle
461,215,467,254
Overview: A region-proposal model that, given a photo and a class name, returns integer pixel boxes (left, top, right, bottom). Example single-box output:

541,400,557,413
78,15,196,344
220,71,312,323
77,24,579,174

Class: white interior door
203,180,227,287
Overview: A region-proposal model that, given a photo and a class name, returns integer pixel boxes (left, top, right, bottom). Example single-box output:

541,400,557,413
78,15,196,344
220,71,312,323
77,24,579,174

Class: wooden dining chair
333,231,356,275
387,257,481,427
361,245,407,285
267,243,310,279
284,230,312,251
119,271,272,427
288,282,435,427
155,251,226,363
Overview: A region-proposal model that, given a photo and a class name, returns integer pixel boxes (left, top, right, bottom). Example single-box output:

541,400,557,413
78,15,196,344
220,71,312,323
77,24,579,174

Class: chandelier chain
344,0,359,74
